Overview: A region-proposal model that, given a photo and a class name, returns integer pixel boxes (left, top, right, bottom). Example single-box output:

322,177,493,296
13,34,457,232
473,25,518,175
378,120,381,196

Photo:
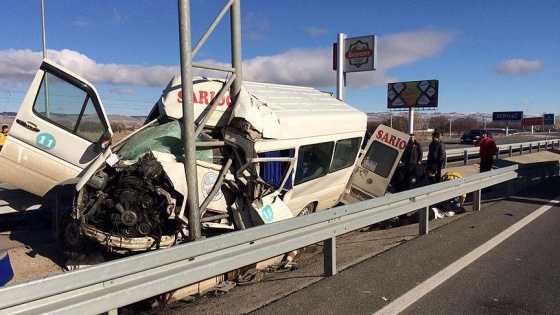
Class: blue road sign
544,113,555,125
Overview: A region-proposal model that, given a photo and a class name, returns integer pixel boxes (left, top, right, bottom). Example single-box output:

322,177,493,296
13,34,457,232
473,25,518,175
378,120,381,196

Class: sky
0,0,559,117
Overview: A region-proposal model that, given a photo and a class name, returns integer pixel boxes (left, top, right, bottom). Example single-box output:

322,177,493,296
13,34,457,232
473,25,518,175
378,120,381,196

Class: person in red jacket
475,130,497,172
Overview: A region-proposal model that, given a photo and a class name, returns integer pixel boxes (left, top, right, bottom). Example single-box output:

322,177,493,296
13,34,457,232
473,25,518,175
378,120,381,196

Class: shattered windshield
117,119,214,163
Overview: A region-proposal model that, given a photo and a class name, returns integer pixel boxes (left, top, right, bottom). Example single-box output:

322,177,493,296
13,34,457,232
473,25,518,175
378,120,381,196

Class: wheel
58,214,92,259
297,202,315,216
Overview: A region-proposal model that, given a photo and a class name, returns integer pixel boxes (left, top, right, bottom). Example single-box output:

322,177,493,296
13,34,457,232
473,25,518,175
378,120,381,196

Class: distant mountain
365,111,495,122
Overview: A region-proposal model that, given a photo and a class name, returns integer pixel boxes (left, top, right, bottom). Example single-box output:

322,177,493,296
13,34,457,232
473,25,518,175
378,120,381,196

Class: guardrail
425,138,560,166
0,164,535,314
445,139,560,165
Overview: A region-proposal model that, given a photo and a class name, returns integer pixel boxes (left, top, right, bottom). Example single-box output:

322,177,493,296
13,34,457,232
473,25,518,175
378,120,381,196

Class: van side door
0,59,112,197
341,125,408,204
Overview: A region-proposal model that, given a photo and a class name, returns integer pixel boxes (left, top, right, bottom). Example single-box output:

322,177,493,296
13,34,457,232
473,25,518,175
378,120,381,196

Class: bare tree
110,122,127,133
452,117,478,134
413,112,424,131
383,116,408,133
428,115,449,136
366,120,381,134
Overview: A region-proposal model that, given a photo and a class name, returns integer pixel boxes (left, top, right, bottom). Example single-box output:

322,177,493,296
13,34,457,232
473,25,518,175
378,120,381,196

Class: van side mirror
93,131,112,154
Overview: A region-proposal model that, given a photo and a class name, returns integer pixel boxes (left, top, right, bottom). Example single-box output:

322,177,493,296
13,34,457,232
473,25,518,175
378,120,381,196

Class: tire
297,202,315,216
58,214,92,259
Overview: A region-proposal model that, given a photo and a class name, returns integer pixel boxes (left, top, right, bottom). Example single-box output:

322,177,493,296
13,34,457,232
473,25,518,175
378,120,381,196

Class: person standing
0,125,8,152
426,131,446,184
475,130,497,173
401,133,423,166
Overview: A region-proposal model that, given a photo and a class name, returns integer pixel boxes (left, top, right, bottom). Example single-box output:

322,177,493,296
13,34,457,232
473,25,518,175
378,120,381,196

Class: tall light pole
41,0,47,58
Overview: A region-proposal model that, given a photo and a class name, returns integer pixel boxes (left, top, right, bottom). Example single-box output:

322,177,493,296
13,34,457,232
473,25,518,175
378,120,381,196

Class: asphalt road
249,177,560,315
143,174,560,315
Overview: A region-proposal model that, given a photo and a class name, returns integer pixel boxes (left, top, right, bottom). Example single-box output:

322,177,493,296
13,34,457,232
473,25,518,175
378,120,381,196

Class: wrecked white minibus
0,59,407,255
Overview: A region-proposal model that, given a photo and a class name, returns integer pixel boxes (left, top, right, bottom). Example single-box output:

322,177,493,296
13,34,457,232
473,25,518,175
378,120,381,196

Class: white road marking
374,195,560,315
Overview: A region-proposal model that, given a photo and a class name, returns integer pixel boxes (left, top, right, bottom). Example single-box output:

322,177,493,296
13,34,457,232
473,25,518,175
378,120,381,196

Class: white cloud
109,88,137,95
0,29,456,91
242,29,457,89
305,27,330,36
495,59,543,75
0,49,178,88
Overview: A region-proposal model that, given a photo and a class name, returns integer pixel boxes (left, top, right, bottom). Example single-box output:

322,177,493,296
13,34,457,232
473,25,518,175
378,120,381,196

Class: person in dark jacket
426,131,446,184
401,133,423,166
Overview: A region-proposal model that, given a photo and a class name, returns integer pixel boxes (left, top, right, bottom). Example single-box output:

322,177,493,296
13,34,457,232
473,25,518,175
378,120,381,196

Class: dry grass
112,131,133,143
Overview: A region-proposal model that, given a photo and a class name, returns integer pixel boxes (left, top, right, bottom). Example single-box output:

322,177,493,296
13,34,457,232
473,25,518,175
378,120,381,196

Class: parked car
460,129,490,144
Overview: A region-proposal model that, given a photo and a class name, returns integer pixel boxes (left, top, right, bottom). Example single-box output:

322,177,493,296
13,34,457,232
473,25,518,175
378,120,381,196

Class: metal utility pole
336,33,346,101
41,0,47,58
177,0,243,241
408,108,414,134
178,0,201,240
41,0,50,117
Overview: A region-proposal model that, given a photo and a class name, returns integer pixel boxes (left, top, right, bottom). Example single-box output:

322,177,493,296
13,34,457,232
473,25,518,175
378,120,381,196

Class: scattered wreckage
0,59,409,257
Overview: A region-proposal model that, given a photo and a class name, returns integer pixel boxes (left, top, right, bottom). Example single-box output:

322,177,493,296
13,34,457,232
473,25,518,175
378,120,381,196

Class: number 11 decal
36,133,57,150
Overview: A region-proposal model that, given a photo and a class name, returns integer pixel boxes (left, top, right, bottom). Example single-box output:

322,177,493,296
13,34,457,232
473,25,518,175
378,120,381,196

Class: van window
361,141,399,178
294,142,334,185
259,149,295,189
33,72,106,142
330,137,361,173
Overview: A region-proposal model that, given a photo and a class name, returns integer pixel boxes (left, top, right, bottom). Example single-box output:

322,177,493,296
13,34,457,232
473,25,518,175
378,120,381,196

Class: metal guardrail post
509,145,513,157
473,190,481,211
324,237,337,276
537,142,541,152
519,144,523,155
506,180,514,196
463,149,468,165
529,143,533,154
419,206,429,235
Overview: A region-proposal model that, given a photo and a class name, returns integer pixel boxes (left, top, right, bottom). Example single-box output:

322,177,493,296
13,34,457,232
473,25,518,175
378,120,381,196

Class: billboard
492,111,523,122
544,113,555,125
387,80,439,109
343,35,377,72
522,117,543,126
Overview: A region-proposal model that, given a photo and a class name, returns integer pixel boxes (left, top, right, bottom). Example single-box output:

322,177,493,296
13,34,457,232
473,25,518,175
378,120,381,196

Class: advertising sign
544,113,555,125
492,111,523,122
522,117,543,127
387,80,439,109
343,35,377,72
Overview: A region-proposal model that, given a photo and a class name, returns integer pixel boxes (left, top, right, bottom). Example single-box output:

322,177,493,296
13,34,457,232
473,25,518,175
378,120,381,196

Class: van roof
234,80,367,139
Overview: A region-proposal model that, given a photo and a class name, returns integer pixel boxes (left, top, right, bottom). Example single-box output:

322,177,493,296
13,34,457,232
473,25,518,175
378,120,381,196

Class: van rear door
0,59,112,197
341,125,408,204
